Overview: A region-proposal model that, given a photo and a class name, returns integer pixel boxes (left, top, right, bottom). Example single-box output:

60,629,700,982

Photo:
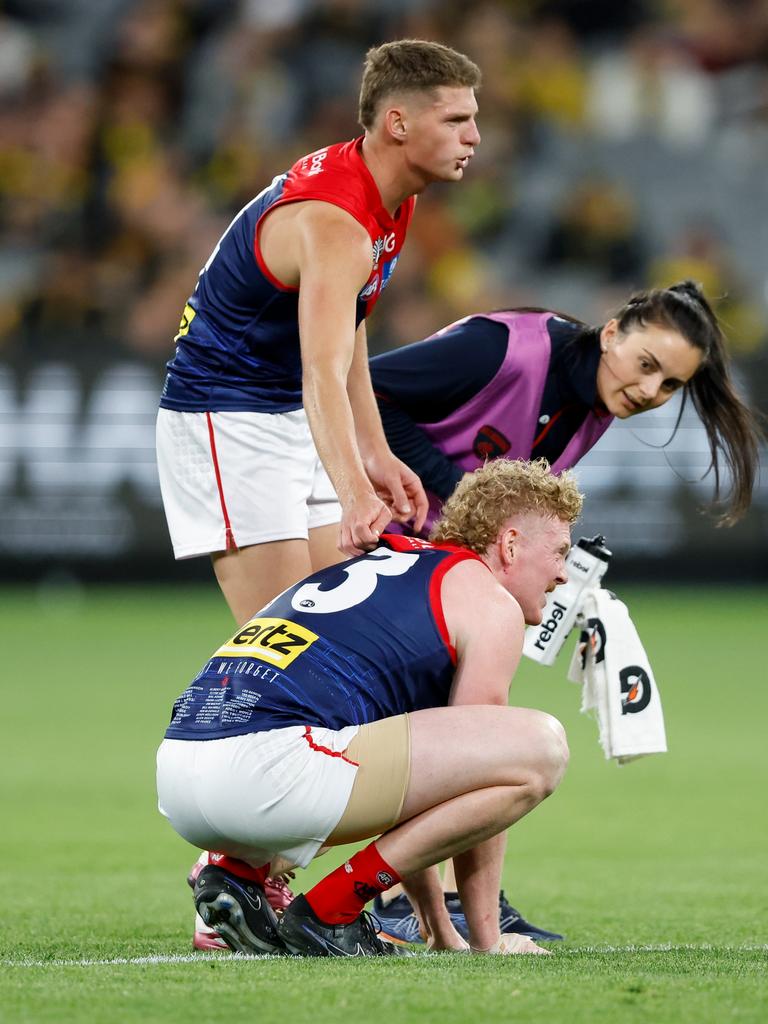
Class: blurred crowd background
1,0,766,580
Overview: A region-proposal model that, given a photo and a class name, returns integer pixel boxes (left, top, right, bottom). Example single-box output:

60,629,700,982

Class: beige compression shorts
329,713,412,844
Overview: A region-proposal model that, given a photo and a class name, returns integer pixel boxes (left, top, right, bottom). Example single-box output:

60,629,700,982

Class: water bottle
522,535,612,666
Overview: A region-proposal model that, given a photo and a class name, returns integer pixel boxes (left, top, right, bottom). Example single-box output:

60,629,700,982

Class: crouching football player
156,459,580,956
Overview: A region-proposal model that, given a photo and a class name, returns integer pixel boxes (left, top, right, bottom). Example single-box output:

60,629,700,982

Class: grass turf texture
2,584,766,1023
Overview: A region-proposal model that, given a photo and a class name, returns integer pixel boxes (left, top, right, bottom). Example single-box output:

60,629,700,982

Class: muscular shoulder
297,203,374,284
261,201,373,288
439,556,525,702
293,201,371,244
440,558,524,647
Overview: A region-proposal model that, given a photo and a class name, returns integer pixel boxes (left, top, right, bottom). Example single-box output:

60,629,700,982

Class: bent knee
529,711,569,799
545,712,570,768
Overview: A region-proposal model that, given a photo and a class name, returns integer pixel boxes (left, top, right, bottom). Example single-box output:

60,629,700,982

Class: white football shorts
156,724,360,869
156,408,342,558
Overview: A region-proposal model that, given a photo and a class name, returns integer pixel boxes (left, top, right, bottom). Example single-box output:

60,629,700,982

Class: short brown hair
430,459,583,554
358,39,481,129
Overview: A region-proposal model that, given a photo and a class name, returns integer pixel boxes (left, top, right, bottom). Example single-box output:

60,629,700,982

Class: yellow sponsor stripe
216,644,284,662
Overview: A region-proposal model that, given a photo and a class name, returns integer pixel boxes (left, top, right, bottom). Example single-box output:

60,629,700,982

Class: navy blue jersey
164,536,480,740
160,138,414,414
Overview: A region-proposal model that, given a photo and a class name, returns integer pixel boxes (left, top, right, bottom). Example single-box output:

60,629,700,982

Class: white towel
567,588,667,764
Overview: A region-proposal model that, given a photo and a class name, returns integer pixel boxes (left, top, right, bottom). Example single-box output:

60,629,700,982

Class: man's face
398,85,480,182
505,513,571,626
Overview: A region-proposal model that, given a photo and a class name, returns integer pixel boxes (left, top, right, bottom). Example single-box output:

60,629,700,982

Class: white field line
3,953,272,967
3,944,766,968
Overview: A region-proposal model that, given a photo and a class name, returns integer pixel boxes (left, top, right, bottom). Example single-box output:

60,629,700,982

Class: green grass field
2,584,766,1023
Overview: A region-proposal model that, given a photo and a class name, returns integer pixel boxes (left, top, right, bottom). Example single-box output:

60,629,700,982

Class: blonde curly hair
430,459,583,554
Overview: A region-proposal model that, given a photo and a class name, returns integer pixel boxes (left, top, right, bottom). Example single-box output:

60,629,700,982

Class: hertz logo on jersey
175,302,196,339
214,617,318,670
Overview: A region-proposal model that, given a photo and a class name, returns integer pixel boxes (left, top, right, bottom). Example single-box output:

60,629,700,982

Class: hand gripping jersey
160,138,415,414
164,536,482,740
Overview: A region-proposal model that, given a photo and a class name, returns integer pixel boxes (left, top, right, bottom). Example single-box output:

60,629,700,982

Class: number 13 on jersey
291,550,419,615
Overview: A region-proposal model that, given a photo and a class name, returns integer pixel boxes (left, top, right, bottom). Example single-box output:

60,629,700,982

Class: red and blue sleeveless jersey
164,536,481,740
160,138,415,413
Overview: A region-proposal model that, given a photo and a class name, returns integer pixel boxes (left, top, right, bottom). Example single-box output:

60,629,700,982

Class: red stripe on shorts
303,725,359,766
205,412,238,552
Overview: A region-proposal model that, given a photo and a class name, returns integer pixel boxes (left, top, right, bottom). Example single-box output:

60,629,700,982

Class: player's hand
363,451,429,534
338,491,392,556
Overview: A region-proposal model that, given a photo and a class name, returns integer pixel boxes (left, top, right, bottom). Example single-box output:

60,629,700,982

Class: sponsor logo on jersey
359,274,380,301
214,617,318,670
381,255,399,289
304,148,329,177
473,424,511,460
372,232,396,267
175,302,196,340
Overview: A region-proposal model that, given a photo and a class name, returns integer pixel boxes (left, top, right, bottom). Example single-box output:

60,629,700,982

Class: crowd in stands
1,0,766,377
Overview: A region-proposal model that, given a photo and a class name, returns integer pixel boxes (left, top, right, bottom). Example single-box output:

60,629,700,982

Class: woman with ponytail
370,280,762,533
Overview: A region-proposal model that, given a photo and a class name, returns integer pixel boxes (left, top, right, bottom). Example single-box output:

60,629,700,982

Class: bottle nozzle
576,534,612,563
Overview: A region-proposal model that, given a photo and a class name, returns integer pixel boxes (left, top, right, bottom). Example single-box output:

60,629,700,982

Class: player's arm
347,322,428,533
377,398,464,502
441,559,525,707
293,203,394,554
440,559,525,950
368,316,510,507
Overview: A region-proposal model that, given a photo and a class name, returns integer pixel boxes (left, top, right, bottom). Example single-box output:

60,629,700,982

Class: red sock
305,843,401,924
208,852,270,886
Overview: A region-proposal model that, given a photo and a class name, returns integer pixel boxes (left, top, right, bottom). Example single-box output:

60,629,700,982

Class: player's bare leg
374,772,548,947
452,833,507,951
380,855,456,911
212,523,345,627
383,708,567,951
308,521,345,572
442,859,458,890
382,786,541,951
317,705,568,954
393,850,502,951
401,866,466,950
212,540,314,627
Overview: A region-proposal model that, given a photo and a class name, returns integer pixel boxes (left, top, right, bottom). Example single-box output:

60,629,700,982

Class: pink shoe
193,911,230,951
264,875,295,912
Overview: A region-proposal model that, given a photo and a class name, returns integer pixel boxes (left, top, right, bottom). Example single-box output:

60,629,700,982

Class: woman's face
595,319,703,418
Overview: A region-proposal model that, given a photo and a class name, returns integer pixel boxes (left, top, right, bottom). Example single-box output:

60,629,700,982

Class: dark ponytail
613,280,763,525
